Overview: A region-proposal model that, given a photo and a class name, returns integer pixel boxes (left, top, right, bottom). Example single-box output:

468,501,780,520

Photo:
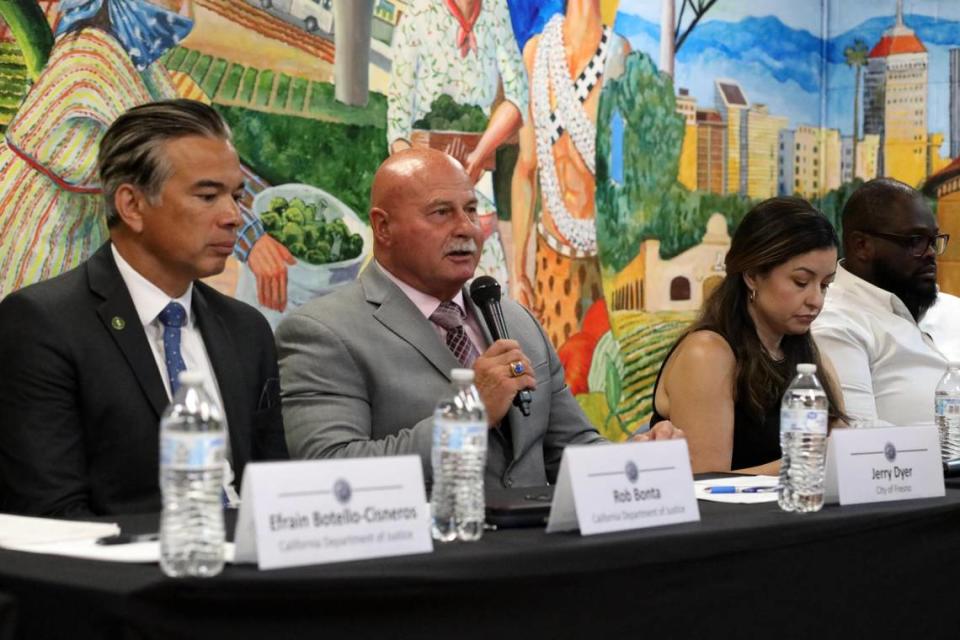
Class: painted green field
612,310,694,428
161,47,386,127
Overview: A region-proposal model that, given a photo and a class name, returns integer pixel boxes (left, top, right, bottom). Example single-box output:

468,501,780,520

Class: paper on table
0,513,237,564
0,513,119,547
3,539,236,564
694,475,780,504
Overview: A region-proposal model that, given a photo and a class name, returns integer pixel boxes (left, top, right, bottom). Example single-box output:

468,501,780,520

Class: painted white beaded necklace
532,14,610,255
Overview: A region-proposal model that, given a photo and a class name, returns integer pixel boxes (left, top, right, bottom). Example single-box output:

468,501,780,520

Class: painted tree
844,38,870,175
333,0,375,107
0,1,53,81
596,51,686,272
659,0,718,76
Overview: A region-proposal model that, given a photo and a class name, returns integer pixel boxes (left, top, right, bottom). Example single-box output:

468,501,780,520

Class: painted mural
1,0,959,439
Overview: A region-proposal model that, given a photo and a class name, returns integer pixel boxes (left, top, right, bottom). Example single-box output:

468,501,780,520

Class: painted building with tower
863,0,928,187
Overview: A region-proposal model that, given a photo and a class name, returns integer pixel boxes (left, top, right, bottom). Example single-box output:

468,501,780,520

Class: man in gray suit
277,148,680,487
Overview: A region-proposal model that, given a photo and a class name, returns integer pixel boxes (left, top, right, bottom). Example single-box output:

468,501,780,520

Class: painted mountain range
615,11,960,149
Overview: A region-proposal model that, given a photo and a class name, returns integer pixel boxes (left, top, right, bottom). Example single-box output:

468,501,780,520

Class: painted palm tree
0,1,53,81
844,38,870,176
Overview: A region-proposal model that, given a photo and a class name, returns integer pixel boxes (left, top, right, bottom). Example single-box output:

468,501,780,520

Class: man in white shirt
277,148,681,487
812,178,956,426
0,100,288,517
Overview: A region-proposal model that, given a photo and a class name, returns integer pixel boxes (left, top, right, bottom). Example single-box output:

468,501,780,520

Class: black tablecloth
3,482,960,639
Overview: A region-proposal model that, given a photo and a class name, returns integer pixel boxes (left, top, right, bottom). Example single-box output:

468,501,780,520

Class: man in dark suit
0,99,287,517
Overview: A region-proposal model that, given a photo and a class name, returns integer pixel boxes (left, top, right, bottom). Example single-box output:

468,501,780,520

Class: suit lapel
89,243,169,419
193,286,246,458
362,264,459,381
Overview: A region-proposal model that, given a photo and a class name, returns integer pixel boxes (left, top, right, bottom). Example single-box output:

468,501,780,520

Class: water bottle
935,362,960,461
778,363,829,513
159,371,226,577
430,369,488,542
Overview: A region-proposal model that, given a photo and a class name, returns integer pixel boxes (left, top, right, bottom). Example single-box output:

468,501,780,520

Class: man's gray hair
98,99,232,227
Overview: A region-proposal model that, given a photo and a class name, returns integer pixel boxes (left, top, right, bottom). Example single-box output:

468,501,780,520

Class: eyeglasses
861,231,950,257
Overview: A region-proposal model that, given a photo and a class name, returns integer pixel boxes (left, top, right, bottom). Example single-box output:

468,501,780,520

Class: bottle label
936,397,960,417
433,419,487,450
161,432,226,470
780,409,828,434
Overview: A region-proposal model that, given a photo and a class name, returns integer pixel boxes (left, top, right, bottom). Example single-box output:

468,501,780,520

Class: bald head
842,178,926,242
368,147,482,300
371,148,470,212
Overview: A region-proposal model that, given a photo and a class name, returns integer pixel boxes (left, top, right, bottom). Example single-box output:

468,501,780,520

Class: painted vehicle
252,0,334,33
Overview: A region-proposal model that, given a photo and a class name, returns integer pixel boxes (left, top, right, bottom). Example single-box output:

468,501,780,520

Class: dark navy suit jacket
0,242,288,517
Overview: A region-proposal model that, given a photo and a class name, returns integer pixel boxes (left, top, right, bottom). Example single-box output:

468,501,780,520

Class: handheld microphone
469,276,533,417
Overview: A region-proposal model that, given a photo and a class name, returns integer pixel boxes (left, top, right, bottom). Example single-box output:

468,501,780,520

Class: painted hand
247,234,295,312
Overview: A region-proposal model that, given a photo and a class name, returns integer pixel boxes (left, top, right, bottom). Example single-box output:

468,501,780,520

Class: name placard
824,426,944,506
546,440,699,535
234,457,432,570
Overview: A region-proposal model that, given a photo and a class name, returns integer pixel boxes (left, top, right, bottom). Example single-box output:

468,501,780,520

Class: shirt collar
375,260,467,321
834,261,916,323
111,244,193,328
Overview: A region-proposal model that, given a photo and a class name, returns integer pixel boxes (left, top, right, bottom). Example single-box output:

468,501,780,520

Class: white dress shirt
812,262,953,426
919,291,960,363
111,245,238,501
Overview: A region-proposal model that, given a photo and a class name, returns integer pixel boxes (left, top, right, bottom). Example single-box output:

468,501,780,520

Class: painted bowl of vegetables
235,183,371,327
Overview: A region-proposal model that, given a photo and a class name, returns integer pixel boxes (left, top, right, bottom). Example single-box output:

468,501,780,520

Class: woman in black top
650,197,846,473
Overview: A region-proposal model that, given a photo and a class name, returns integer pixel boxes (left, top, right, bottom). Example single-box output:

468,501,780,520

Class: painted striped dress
0,28,176,299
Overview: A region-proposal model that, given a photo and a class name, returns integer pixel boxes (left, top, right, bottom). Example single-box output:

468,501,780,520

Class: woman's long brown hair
685,197,846,424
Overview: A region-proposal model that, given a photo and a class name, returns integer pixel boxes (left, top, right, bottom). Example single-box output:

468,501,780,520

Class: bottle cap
177,370,205,386
451,368,475,382
796,363,817,374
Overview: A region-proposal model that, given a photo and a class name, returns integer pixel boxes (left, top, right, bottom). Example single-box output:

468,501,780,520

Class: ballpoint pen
705,485,778,494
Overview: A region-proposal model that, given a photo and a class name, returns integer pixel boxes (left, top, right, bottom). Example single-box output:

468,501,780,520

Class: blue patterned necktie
430,301,479,368
158,302,188,395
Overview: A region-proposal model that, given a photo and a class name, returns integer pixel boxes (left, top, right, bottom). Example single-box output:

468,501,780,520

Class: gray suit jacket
276,263,603,487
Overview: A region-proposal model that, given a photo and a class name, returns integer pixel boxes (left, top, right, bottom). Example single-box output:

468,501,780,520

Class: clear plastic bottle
935,362,960,462
778,363,829,513
430,369,488,542
159,371,226,577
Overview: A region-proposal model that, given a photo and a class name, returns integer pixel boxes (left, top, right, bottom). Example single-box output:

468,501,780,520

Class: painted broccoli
262,194,365,265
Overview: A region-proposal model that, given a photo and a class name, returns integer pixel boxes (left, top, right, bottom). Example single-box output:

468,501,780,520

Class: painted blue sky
615,1,960,156
619,0,959,35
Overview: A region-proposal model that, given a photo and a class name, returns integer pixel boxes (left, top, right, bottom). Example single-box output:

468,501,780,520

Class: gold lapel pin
111,316,125,330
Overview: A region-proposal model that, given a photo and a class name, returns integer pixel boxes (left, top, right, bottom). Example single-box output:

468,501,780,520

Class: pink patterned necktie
430,301,479,368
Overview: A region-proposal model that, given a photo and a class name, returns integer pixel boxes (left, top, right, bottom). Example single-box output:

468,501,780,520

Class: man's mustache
444,239,479,254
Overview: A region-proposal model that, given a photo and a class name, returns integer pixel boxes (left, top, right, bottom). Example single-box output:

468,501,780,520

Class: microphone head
470,276,501,306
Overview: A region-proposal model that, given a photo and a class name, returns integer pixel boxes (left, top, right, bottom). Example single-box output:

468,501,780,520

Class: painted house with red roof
863,0,929,187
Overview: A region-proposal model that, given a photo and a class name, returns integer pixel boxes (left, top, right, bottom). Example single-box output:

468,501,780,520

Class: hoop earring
749,289,756,303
